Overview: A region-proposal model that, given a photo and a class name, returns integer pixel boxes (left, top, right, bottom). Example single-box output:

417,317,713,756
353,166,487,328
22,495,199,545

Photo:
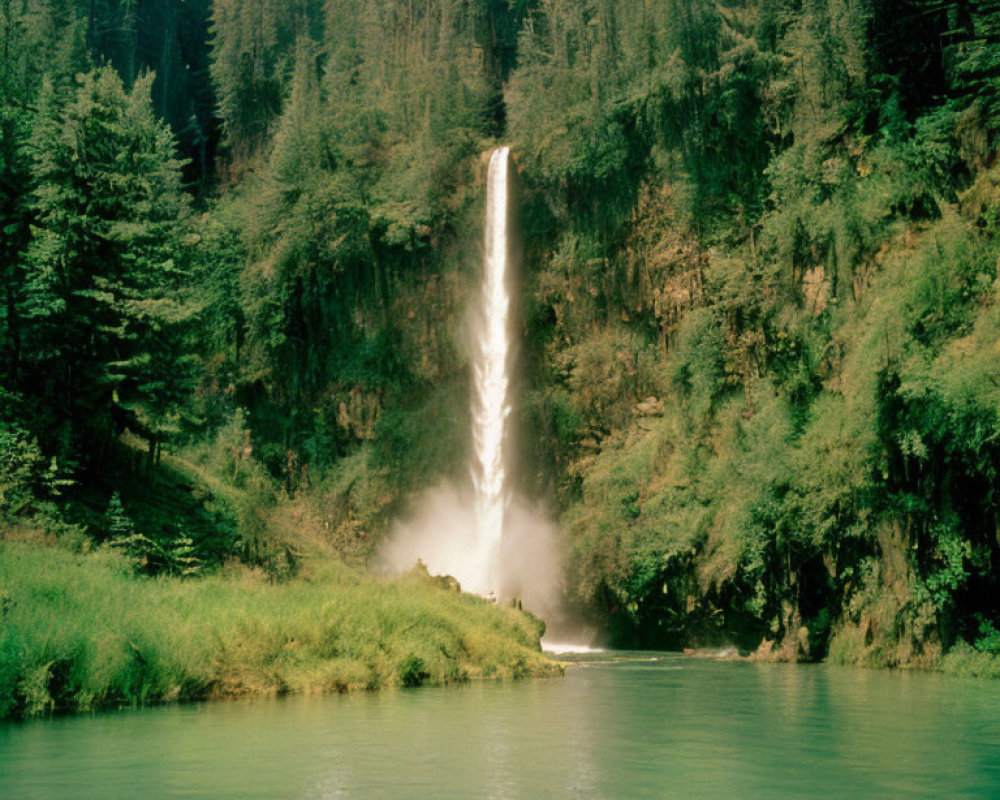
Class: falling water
471,146,511,593
381,147,572,630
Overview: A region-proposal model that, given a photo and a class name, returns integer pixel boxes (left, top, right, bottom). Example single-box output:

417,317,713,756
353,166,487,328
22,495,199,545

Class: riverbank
679,641,1000,680
0,540,560,720
5,652,1000,798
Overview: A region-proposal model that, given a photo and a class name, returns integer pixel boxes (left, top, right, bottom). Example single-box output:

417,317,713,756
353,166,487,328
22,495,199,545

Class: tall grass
0,542,560,719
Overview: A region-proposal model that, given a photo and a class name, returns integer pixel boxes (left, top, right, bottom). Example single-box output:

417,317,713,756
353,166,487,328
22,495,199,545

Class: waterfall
471,146,511,593
383,147,568,618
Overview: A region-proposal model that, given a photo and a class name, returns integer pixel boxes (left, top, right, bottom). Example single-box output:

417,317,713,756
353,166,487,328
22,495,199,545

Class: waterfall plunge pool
3,652,1000,798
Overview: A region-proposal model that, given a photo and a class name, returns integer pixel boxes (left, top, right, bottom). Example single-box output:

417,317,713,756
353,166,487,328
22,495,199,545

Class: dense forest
4,0,1000,711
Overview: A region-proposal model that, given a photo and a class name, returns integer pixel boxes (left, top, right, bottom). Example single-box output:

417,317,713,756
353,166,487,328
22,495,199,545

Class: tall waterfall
471,146,511,593
382,146,567,624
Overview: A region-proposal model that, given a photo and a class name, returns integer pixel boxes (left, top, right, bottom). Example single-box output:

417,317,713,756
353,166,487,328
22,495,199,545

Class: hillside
2,0,1000,682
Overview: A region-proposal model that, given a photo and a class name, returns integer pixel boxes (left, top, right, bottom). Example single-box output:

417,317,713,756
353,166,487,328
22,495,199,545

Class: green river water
2,652,999,799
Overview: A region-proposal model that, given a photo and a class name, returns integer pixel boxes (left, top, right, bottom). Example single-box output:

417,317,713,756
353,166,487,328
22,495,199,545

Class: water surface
3,652,999,799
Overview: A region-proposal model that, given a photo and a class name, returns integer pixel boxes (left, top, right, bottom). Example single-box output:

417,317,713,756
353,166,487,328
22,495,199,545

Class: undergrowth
0,541,558,719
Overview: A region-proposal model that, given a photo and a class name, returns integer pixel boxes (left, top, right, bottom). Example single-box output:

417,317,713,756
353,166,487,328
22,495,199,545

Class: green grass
0,541,560,719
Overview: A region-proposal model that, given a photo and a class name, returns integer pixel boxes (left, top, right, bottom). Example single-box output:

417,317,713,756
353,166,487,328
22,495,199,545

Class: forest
3,0,1000,716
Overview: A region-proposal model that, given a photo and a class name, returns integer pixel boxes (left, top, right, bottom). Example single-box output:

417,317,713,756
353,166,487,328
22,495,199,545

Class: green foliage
509,0,775,234
104,490,205,578
0,408,73,520
671,309,727,422
16,66,196,466
0,542,558,718
197,2,502,475
162,536,202,579
6,0,1000,677
915,523,972,609
0,423,46,518
507,0,1000,664
941,643,1000,680
104,491,157,571
398,654,429,688
974,617,1000,656
931,2,1000,132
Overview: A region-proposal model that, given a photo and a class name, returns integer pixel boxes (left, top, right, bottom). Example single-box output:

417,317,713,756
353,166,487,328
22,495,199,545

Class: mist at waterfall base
376,148,588,647
378,484,568,628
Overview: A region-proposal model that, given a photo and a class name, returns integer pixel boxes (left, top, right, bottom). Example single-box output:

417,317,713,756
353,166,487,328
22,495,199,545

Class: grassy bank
0,541,560,719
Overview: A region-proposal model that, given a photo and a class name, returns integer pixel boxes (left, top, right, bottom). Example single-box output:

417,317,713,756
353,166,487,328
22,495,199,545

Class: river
2,652,999,798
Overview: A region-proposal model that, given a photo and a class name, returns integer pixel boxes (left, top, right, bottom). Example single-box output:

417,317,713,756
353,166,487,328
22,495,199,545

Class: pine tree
22,67,197,463
0,0,32,387
210,0,323,167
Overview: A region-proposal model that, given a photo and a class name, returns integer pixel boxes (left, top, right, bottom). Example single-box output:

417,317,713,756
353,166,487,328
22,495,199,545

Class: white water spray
470,146,512,592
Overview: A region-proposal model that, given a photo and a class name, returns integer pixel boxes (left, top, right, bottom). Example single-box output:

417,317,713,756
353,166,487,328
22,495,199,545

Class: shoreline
0,541,562,721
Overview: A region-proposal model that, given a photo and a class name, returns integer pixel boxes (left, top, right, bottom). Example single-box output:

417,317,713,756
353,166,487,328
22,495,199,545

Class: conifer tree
210,0,323,166
22,67,196,463
0,0,31,386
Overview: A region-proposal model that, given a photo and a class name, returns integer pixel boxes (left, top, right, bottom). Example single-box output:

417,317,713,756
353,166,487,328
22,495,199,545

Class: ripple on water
2,655,1000,799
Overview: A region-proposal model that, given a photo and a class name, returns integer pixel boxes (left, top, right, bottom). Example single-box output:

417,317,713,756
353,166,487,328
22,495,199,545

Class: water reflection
2,655,1000,799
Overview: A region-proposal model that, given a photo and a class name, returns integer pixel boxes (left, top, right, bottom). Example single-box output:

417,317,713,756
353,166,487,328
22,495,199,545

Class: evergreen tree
22,67,196,463
210,0,323,167
0,0,32,387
